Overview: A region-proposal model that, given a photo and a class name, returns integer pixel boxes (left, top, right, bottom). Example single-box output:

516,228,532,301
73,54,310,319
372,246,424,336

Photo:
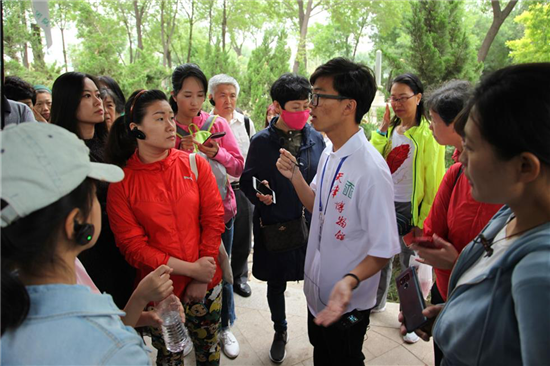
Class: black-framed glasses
387,94,417,104
309,92,351,107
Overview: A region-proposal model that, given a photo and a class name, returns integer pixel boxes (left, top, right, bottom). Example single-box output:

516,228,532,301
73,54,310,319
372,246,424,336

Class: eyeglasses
309,92,351,107
387,94,417,104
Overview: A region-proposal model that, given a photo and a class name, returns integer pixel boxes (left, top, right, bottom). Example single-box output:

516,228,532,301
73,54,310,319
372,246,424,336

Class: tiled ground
146,276,434,366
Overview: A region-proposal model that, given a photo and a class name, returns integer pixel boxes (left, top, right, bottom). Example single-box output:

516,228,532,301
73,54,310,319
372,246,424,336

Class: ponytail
1,260,30,335
104,89,168,168
105,115,137,168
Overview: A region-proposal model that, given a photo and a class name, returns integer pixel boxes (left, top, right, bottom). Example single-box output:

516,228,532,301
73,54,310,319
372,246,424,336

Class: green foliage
507,3,550,63
406,0,480,88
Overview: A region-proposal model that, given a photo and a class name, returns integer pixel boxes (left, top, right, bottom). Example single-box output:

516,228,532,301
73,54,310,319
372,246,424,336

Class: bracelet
343,273,360,290
376,129,387,136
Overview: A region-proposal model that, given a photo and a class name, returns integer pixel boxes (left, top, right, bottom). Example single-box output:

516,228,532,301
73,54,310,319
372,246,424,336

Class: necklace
477,218,549,257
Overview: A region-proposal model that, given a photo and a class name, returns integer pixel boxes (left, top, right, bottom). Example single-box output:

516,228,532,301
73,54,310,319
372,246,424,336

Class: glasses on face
309,92,351,107
387,94,417,104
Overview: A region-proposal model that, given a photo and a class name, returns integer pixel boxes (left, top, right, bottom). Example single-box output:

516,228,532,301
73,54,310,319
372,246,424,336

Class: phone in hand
396,267,428,332
252,177,276,204
203,131,226,146
413,236,438,249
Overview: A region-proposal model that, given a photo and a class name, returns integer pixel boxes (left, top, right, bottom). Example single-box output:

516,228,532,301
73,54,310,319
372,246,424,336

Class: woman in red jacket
412,80,502,366
105,89,226,366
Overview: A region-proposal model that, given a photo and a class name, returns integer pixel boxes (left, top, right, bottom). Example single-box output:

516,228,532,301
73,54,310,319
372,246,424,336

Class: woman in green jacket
370,73,445,343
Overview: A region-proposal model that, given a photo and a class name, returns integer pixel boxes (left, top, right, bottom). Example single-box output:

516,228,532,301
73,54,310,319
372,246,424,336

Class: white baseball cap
1,122,124,227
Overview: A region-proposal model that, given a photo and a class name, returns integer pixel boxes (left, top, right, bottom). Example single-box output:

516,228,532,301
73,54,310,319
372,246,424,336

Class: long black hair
390,73,427,128
98,75,126,115
105,89,169,168
1,179,96,335
170,63,208,114
51,72,107,140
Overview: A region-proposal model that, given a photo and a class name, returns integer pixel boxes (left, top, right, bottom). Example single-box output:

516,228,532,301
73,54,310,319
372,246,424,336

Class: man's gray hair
208,74,240,97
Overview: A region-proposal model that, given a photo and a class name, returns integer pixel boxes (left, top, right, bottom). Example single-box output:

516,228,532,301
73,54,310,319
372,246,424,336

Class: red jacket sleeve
106,181,169,271
423,163,463,239
195,154,225,258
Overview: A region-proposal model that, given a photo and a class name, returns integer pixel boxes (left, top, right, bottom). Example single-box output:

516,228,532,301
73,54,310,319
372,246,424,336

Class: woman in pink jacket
170,63,244,359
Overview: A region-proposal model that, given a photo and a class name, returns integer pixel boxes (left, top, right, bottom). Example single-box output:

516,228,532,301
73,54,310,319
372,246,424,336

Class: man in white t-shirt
277,58,401,365
208,74,256,359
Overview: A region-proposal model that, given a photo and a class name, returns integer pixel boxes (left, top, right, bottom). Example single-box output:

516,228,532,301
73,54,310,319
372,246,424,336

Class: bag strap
452,165,464,190
189,153,199,180
202,115,218,133
244,116,251,138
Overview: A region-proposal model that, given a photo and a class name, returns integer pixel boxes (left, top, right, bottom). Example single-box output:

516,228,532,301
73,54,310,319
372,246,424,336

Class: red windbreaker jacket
423,158,502,300
107,149,225,297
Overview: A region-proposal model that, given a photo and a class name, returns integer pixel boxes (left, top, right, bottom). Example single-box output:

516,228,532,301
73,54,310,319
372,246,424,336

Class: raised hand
133,264,174,303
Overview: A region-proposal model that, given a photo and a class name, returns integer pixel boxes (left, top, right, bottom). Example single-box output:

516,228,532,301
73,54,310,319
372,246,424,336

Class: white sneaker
371,306,386,313
403,332,420,344
220,329,240,359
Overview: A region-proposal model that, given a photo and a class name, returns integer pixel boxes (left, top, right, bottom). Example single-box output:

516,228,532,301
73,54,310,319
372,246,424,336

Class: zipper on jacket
406,129,419,226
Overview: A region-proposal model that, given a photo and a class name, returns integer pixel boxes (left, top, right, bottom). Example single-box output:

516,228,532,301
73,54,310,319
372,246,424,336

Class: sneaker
220,329,240,359
403,331,420,344
183,338,193,357
371,306,386,313
269,331,288,363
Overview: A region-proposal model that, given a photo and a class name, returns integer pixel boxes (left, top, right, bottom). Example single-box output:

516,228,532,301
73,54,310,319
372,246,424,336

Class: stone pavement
146,276,435,366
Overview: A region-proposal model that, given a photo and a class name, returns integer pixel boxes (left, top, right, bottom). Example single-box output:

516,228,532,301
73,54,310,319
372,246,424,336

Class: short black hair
5,76,36,105
426,80,471,126
310,57,376,124
98,76,126,114
270,73,311,110
458,63,550,165
170,63,208,113
390,73,426,127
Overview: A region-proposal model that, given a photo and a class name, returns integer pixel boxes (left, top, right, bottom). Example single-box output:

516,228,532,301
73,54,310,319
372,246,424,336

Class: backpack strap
189,153,199,180
244,116,251,138
452,165,464,190
176,124,189,139
201,115,218,133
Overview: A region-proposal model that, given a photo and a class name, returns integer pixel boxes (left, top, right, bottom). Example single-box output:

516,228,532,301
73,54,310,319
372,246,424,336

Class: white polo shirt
304,129,401,316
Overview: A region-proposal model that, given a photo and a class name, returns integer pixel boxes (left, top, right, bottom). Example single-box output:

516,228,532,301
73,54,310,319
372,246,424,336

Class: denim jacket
433,206,550,366
1,284,151,365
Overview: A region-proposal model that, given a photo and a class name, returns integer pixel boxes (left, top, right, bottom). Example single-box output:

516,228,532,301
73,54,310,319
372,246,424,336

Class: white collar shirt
304,129,401,316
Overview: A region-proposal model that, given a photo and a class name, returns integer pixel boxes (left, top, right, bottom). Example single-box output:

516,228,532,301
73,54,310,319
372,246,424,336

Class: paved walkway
146,276,434,365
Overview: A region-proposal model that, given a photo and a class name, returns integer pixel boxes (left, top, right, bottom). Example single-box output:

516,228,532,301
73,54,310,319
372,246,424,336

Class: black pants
430,284,445,366
231,188,253,285
308,309,371,366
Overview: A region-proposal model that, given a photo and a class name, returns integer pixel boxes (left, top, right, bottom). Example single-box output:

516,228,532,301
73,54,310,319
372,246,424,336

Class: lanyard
319,156,348,216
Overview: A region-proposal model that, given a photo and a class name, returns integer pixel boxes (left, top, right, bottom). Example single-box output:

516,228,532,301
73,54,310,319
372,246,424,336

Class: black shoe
269,331,288,363
233,283,252,297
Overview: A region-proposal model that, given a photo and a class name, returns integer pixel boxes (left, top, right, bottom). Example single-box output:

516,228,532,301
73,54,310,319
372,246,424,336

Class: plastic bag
409,253,433,300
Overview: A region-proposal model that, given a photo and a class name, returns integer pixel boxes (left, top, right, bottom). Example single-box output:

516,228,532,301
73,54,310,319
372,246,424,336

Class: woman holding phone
401,63,550,365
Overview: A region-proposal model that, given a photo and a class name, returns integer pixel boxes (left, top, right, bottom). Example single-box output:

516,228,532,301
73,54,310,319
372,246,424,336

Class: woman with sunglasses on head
401,63,550,366
170,63,245,360
370,73,445,343
1,122,152,365
50,72,136,311
106,89,226,366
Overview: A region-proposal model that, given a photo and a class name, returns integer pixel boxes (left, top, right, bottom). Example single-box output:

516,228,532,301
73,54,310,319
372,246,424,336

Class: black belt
230,182,240,190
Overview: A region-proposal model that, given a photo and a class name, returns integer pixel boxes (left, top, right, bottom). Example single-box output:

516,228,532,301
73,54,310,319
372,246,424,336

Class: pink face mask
281,109,310,130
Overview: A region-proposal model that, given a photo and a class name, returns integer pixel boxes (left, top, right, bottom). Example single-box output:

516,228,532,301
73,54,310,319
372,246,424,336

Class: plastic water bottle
156,294,190,353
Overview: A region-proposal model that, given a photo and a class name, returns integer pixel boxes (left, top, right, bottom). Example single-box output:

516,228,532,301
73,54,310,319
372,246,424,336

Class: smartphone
396,267,428,332
252,177,276,204
336,309,364,331
203,131,227,146
413,236,438,249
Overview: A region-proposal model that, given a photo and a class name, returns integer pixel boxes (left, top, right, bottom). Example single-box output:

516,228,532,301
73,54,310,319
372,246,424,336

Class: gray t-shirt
3,99,36,128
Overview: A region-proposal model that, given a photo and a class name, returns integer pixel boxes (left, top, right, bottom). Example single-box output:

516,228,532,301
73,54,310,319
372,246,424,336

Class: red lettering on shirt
335,201,345,213
335,230,346,241
336,172,344,183
336,216,347,228
332,185,340,198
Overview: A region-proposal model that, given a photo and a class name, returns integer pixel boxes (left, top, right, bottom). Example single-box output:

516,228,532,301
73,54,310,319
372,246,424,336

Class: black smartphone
203,131,226,146
252,177,276,204
336,309,364,331
396,267,428,333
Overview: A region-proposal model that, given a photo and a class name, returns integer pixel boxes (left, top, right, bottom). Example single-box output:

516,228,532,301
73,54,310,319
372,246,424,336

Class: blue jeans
221,218,236,329
267,280,288,333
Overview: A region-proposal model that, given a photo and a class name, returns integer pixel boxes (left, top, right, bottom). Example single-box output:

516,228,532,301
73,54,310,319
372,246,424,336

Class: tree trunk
292,0,314,73
222,0,227,52
31,23,46,69
161,1,167,67
134,0,144,58
187,0,195,63
60,27,68,72
208,0,214,44
477,0,518,63
21,3,29,69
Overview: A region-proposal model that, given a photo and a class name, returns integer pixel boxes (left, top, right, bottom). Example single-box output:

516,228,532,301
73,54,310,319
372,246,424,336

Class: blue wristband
376,129,387,136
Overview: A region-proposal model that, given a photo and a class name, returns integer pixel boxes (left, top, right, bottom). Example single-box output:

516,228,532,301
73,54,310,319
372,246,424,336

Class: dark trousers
308,309,371,366
221,218,235,329
231,188,253,285
430,284,445,366
267,280,288,333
